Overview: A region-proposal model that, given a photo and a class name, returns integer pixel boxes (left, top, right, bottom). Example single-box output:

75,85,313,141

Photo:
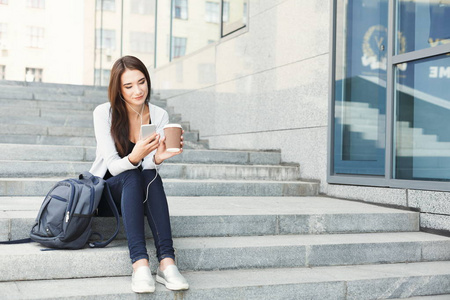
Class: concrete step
0,134,96,146
0,89,33,100
0,114,93,128
0,97,163,112
0,232,449,281
0,161,301,181
0,98,98,111
1,261,449,299
0,134,206,148
1,144,96,161
0,106,93,118
1,144,281,164
170,113,182,123
0,80,106,95
184,139,210,150
0,88,105,104
0,125,201,146
170,149,281,165
0,196,419,240
0,124,95,137
391,296,450,300
0,178,319,197
33,92,104,104
151,98,168,108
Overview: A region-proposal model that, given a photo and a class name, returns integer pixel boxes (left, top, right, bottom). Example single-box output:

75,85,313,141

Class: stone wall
152,0,450,234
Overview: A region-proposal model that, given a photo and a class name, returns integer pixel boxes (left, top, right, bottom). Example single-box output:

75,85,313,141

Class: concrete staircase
1,81,450,299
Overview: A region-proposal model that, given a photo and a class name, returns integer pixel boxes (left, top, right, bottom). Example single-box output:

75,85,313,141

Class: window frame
221,0,247,37
96,0,115,12
173,0,188,20
0,65,5,80
327,0,450,192
26,0,45,9
205,1,220,24
26,26,45,48
25,67,43,82
157,0,248,66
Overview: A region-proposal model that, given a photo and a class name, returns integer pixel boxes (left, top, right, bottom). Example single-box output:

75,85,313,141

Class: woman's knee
121,169,144,188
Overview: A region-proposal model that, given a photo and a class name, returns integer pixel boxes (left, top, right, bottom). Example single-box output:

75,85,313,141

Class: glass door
333,0,388,175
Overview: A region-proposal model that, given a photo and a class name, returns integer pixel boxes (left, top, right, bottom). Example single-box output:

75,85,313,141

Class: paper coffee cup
164,124,183,152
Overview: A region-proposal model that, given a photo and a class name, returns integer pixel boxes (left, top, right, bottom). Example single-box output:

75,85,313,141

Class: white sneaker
131,266,155,293
156,265,189,290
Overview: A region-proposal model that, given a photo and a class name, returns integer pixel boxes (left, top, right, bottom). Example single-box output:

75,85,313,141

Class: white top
89,102,169,178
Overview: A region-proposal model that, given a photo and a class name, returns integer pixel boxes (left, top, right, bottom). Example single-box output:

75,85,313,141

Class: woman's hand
128,133,160,165
154,130,184,165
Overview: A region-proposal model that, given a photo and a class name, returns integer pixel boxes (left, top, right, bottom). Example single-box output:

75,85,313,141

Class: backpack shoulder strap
88,182,120,248
0,238,32,245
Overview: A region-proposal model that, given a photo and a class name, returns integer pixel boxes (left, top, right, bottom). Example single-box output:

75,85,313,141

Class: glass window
27,26,44,48
94,69,111,86
0,65,5,80
394,54,450,181
130,0,154,14
222,1,229,22
222,0,247,36
174,0,188,20
96,29,116,50
96,0,115,11
169,1,220,62
205,1,220,23
25,68,43,82
333,0,388,175
172,36,187,59
27,0,45,9
130,31,153,53
396,0,450,54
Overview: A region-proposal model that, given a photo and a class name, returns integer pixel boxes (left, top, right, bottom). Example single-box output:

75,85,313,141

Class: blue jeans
105,169,175,263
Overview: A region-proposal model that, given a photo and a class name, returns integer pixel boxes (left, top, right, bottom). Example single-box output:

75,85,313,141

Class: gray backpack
29,172,119,249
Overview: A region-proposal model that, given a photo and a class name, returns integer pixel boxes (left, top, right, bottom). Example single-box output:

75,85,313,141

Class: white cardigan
89,102,169,178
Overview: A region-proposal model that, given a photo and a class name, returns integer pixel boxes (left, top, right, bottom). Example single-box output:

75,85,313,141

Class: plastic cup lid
164,123,182,129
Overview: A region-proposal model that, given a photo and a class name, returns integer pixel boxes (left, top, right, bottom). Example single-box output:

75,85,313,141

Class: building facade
0,0,449,233
152,0,450,234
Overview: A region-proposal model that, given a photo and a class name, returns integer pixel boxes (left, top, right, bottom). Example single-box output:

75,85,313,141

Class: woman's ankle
132,258,149,271
159,257,175,271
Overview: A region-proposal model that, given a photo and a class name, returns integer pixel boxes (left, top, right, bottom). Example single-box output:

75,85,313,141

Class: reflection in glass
27,0,45,9
172,37,187,58
96,29,116,51
130,0,153,15
95,0,156,85
155,0,171,67
96,0,115,11
205,1,220,23
169,0,220,61
174,0,188,20
123,0,155,67
333,0,387,175
396,0,450,54
222,0,247,36
395,55,450,181
27,26,44,48
95,2,120,86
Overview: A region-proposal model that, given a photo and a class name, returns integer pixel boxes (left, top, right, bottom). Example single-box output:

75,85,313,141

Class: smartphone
140,124,156,140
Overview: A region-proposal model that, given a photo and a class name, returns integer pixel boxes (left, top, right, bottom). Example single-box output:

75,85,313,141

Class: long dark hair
108,56,151,157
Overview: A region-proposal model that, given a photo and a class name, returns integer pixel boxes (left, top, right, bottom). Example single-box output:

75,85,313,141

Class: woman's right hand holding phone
128,133,160,165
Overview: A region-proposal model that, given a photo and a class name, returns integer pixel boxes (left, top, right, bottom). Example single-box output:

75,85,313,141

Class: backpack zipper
65,180,76,223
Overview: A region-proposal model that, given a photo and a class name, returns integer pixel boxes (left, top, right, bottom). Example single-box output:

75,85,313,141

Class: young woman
89,56,189,293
